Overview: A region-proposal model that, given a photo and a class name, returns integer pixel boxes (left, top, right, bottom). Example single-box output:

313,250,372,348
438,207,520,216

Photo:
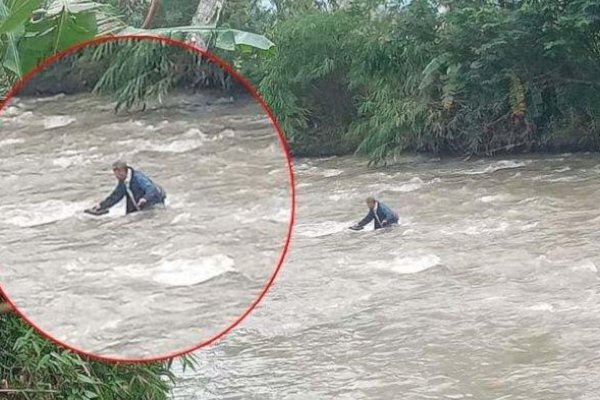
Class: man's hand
85,204,108,216
137,198,147,209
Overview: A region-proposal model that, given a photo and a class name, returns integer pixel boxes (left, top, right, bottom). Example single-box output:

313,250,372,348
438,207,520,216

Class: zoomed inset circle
0,35,295,363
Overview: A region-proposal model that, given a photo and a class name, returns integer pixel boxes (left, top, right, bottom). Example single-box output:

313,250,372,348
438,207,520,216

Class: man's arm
380,204,398,226
135,174,161,205
357,210,374,227
98,182,126,210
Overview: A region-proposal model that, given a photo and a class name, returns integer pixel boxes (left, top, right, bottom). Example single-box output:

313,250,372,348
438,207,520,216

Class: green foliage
0,0,125,95
150,0,201,28
0,0,275,104
258,10,364,156
0,311,193,399
0,0,44,80
257,0,600,164
86,38,227,111
118,25,274,52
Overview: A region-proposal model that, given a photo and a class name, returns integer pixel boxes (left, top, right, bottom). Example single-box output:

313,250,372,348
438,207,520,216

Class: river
171,142,600,397
0,92,291,359
3,93,600,398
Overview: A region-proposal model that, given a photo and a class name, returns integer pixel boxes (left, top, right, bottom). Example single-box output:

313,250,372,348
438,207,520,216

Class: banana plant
0,0,123,93
0,0,44,80
118,25,275,52
0,0,274,98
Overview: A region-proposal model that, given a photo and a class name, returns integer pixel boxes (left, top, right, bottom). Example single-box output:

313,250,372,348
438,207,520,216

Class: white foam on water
520,222,539,231
43,116,76,130
53,156,80,168
477,194,511,203
544,176,582,183
463,221,509,235
64,261,85,273
232,205,262,224
0,200,91,227
1,106,21,117
163,196,187,210
216,129,236,139
555,166,571,173
0,138,25,148
102,120,146,133
295,221,358,237
571,260,598,273
388,177,441,193
328,193,346,201
294,163,312,171
181,128,209,140
390,177,425,192
254,142,280,155
322,169,343,178
527,303,555,312
171,212,192,224
30,93,66,103
265,207,290,223
463,160,528,175
53,154,100,168
442,219,509,236
483,296,504,302
123,138,206,154
368,254,441,275
152,255,235,286
147,139,205,153
9,111,34,123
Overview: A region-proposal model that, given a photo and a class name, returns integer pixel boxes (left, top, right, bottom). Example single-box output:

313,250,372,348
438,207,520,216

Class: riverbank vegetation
0,292,200,399
255,0,600,163
4,0,600,164
0,0,274,99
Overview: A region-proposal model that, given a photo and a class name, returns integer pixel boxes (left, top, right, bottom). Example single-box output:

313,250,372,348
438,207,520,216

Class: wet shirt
100,168,166,214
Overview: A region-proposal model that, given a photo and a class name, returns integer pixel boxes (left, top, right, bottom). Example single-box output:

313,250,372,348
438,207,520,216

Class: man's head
112,160,128,181
366,196,376,209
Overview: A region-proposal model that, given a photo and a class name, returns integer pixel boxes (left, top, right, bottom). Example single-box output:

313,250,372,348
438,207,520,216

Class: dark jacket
99,167,166,214
358,201,399,230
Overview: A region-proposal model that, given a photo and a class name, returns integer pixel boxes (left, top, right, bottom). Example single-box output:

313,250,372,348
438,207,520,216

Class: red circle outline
0,34,296,364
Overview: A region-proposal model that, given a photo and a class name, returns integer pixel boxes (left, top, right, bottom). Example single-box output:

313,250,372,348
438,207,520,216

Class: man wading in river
349,197,399,231
86,160,166,216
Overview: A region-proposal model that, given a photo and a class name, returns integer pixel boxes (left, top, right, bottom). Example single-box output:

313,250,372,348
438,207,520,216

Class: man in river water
349,197,399,231
87,160,166,215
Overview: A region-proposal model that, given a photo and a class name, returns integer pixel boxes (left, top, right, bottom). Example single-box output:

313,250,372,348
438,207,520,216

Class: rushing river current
0,92,291,359
3,93,600,398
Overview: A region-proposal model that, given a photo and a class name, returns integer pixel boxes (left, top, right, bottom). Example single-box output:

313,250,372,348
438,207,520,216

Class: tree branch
141,0,161,29
186,0,225,50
